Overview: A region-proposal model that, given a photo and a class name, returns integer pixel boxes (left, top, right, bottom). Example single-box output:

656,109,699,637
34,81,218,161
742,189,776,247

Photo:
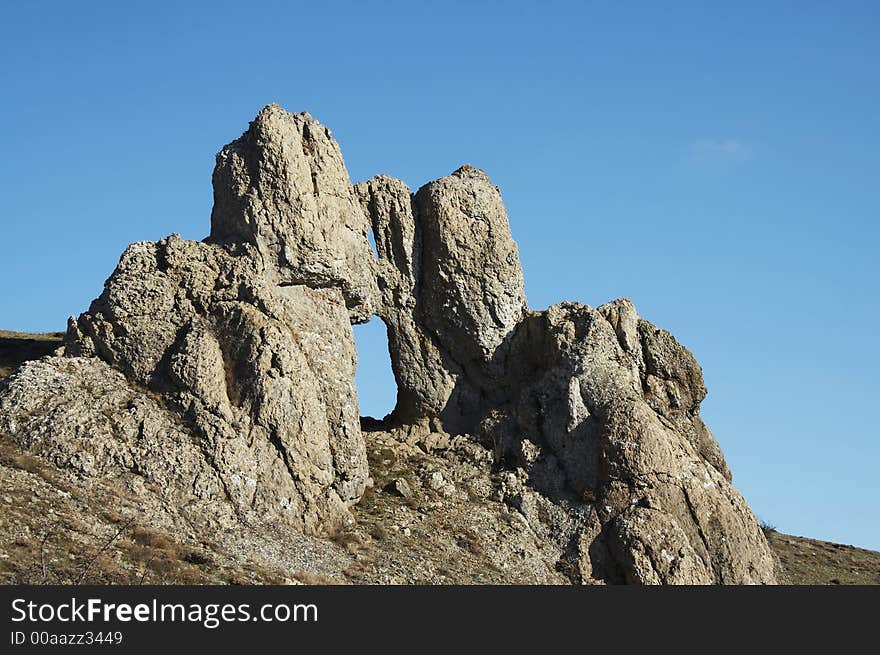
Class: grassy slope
766,530,880,585
2,331,878,585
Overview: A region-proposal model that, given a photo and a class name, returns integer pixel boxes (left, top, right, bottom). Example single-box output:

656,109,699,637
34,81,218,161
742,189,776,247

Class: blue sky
1,1,878,550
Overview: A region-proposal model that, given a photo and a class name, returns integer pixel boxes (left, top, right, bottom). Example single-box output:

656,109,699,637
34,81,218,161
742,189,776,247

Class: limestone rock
383,478,413,499
0,356,238,532
357,162,773,583
636,316,731,480
356,176,454,424
26,106,381,537
481,302,775,584
413,165,527,369
210,104,376,323
0,104,776,584
356,166,527,430
34,233,369,535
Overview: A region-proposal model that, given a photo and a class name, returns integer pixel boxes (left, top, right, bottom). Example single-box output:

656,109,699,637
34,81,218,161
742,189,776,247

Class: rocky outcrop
45,234,366,536
357,172,775,584
0,355,241,533
481,300,773,583
0,104,776,583
3,108,371,537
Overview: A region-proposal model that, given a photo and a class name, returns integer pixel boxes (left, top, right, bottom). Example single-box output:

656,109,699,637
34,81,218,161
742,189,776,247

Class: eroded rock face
413,166,527,369
467,300,776,584
355,175,453,424
357,175,774,584
210,104,376,323
356,166,527,431
0,356,240,533
50,235,367,535
2,106,373,537
0,104,776,583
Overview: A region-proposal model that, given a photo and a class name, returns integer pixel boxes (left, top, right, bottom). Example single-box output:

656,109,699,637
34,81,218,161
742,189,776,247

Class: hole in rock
353,318,397,423
367,229,379,259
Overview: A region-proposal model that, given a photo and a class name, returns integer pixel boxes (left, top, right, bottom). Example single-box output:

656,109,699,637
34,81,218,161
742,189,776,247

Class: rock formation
4,107,371,537
210,105,376,323
355,166,526,431
0,104,777,583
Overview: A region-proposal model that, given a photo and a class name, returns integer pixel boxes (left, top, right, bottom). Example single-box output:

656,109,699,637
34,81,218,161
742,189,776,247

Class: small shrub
456,529,484,557
181,550,212,566
328,526,361,549
369,524,389,541
12,454,44,475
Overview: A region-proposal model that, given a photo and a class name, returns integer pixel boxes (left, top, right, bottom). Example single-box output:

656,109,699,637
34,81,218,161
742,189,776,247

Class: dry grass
456,528,485,557
290,570,338,585
768,531,880,585
0,330,65,341
328,527,362,550
0,438,241,585
369,524,389,541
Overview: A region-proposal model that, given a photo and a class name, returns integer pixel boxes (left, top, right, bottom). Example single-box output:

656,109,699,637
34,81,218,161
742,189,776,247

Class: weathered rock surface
356,166,527,431
0,104,777,583
16,234,368,536
210,104,376,323
5,107,373,537
469,300,774,583
0,356,238,532
358,169,774,583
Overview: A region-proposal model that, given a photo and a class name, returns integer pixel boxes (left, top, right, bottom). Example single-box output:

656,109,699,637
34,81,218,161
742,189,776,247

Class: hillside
766,530,880,585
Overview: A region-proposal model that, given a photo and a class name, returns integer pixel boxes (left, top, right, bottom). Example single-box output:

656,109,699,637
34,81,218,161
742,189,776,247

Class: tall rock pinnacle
210,104,377,323
356,165,527,430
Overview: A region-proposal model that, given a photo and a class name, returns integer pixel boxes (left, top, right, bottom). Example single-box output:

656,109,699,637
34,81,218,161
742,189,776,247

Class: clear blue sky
1,1,877,550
